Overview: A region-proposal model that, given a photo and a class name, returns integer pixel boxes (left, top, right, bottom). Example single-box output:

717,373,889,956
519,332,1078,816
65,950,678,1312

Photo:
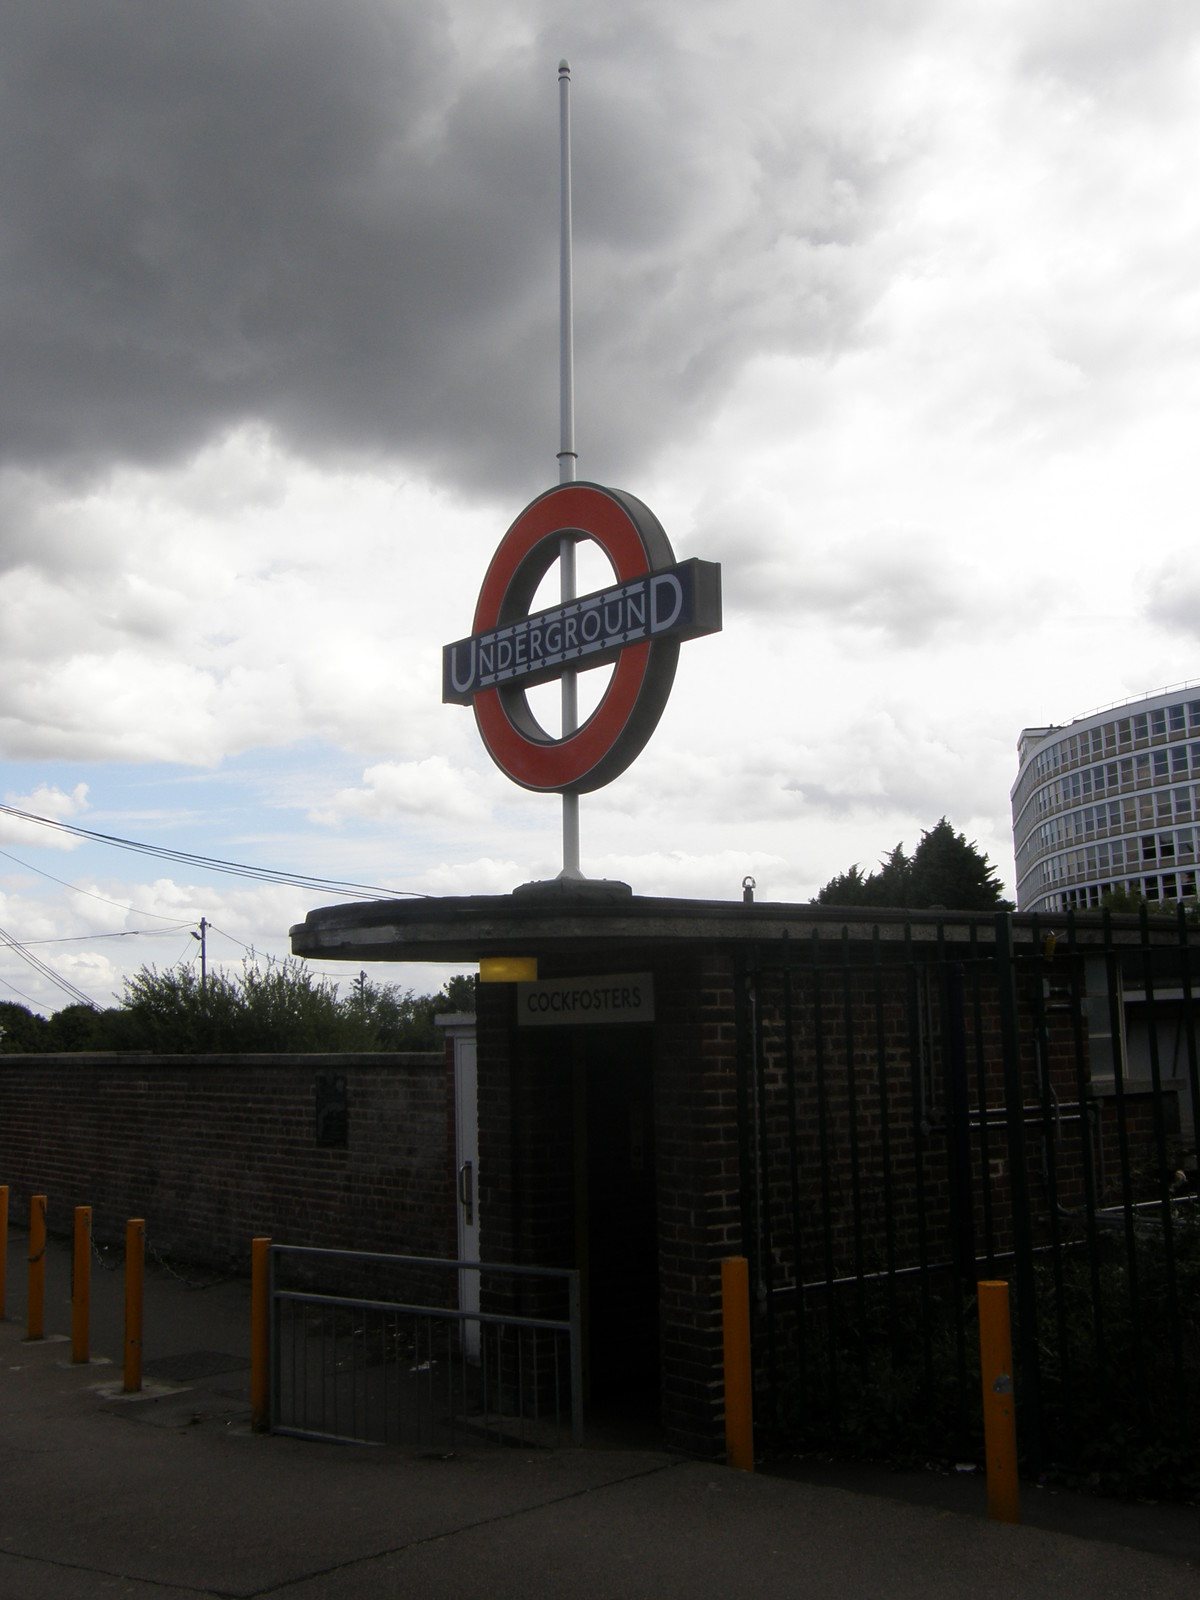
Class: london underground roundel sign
443,482,721,794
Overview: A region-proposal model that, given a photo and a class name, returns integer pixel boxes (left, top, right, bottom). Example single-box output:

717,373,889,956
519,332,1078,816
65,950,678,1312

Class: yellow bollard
722,1255,754,1471
978,1279,1020,1523
124,1218,144,1393
28,1194,46,1341
0,1184,8,1320
251,1236,271,1431
72,1206,92,1364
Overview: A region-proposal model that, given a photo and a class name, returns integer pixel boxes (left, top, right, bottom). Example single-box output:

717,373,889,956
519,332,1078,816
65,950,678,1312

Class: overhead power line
0,806,426,901
0,847,207,923
18,927,194,947
0,924,99,1010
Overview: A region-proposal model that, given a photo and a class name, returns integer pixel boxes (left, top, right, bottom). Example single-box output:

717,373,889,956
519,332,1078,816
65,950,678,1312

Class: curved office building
1012,685,1200,913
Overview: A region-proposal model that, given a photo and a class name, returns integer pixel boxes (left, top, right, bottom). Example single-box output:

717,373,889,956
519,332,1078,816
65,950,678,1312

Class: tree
874,842,914,904
346,978,440,1051
114,957,477,1053
1,999,134,1052
3,960,477,1054
441,973,477,1013
344,971,477,1050
907,818,1009,909
814,818,1012,911
0,1002,46,1052
811,863,869,906
120,962,264,1052
44,1003,134,1050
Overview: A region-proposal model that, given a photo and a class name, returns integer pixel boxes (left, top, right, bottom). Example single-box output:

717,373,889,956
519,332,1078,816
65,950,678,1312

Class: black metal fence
270,1246,583,1449
735,908,1199,1494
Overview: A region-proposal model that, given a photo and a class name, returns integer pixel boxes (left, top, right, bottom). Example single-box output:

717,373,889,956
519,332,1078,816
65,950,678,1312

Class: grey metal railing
269,1246,582,1449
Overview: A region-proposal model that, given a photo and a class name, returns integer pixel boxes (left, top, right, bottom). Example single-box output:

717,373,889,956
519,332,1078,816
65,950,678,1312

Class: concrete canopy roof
288,881,1159,967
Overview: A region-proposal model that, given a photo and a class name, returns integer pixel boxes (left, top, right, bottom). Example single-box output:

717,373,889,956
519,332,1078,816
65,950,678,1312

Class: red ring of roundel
472,484,658,793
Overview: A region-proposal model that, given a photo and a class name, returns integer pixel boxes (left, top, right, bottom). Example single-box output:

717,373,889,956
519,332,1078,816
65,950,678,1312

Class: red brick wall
1095,1084,1187,1206
744,953,1093,1285
0,1051,454,1268
651,954,745,1455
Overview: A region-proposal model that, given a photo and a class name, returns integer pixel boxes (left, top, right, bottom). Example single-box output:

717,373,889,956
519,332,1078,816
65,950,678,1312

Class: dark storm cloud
0,3,880,499
0,4,544,488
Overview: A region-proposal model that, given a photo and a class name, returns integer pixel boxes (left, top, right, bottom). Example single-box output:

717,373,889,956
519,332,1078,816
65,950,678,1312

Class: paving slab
2,1227,1196,1599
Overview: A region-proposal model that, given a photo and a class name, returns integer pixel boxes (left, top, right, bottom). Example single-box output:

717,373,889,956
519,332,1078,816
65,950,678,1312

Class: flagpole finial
559,58,570,75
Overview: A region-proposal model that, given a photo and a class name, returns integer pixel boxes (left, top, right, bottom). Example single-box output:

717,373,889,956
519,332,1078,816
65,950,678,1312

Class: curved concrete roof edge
289,888,1177,966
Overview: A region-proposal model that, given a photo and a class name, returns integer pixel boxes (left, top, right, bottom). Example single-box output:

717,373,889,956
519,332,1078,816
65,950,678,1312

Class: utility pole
355,970,368,1009
191,918,208,992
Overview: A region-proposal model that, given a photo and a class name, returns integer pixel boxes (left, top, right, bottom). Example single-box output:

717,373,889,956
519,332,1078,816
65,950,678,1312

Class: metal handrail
269,1245,583,1450
274,1287,575,1336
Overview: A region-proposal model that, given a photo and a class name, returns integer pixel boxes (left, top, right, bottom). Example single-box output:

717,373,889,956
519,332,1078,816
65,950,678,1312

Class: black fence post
903,923,934,1431
753,943,779,1423
945,957,976,1281
841,928,867,1334
939,935,971,1458
781,931,808,1428
994,911,1043,1473
872,927,900,1372
1102,907,1147,1427
1139,904,1184,1407
812,928,839,1432
1064,910,1106,1379
968,923,996,1274
1030,915,1070,1460
734,949,756,1293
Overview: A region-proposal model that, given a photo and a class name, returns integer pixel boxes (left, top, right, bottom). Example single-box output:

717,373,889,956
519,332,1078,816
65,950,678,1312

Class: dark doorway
580,1029,659,1405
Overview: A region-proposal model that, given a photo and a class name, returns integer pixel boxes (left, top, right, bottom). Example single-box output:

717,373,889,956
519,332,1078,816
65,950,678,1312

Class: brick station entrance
291,882,753,1453
292,883,1198,1463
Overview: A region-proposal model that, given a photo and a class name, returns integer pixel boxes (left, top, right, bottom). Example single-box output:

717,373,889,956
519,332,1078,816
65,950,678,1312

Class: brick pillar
654,952,743,1456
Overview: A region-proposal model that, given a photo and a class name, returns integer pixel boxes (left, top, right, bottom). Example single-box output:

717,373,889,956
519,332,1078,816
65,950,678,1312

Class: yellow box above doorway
479,956,539,984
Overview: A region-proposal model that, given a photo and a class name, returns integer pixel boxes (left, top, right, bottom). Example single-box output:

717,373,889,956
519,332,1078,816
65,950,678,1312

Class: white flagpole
558,59,582,880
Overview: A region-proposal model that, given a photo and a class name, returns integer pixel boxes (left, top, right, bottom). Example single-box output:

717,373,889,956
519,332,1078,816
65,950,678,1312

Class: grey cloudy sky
2,0,1199,1010
0,2,888,492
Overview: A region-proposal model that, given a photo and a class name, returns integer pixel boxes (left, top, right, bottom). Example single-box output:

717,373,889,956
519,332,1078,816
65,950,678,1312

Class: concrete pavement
1,1226,1196,1599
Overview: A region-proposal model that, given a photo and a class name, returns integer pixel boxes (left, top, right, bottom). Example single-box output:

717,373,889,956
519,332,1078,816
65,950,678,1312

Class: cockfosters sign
443,482,721,793
517,972,655,1028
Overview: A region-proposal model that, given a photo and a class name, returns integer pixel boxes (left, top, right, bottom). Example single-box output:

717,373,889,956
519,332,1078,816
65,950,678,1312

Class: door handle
457,1161,474,1225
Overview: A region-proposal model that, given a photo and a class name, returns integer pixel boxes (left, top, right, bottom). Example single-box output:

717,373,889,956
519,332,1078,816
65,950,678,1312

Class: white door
452,1028,480,1362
